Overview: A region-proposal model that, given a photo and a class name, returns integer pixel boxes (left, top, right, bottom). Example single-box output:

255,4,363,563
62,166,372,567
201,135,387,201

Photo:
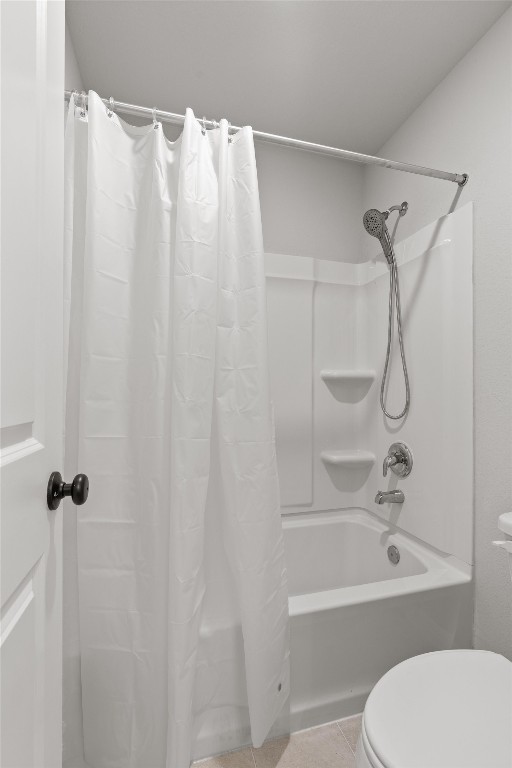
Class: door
1,2,65,766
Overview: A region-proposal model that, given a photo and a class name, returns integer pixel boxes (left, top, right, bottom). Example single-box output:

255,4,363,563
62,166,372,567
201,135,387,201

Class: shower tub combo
261,204,474,739
282,509,472,732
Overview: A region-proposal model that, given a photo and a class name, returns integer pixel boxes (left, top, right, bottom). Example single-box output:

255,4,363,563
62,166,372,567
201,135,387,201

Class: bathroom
1,1,511,767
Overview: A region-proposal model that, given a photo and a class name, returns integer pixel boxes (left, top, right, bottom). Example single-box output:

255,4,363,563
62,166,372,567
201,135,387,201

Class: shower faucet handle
383,454,398,476
383,442,413,478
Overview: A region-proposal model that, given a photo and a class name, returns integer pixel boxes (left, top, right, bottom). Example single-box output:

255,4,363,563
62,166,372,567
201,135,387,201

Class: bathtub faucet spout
375,489,405,504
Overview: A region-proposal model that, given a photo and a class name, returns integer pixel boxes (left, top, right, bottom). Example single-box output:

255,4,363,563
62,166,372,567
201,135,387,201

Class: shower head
363,208,387,239
363,202,408,264
363,208,394,264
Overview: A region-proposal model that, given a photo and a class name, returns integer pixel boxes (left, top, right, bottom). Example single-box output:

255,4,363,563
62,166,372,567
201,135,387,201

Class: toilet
356,649,512,768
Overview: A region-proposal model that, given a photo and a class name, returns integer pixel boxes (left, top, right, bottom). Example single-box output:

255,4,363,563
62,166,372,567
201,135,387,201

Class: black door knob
47,471,89,510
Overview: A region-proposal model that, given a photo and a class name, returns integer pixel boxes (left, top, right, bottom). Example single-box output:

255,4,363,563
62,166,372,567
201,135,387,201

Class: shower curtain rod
64,90,468,186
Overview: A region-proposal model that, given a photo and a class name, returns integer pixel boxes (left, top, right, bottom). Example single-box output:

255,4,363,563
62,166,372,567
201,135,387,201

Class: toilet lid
364,650,512,768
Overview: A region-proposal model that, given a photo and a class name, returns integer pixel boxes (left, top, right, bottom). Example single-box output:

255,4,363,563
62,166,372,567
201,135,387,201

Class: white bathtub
193,508,472,759
281,508,473,732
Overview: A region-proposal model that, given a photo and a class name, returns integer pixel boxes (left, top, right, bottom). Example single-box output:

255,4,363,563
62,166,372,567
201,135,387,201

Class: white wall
65,22,84,92
363,9,512,658
256,143,364,262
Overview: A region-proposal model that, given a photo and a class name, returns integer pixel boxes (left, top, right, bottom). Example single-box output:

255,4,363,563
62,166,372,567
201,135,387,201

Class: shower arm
64,90,469,187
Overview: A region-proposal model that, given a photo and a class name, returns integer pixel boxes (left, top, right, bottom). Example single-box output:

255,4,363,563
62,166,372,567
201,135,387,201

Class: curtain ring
201,116,207,135
152,108,159,129
80,91,87,118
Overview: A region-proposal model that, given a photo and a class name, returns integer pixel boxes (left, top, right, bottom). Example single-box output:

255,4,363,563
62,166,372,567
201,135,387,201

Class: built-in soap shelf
320,449,376,468
320,369,376,384
320,369,376,403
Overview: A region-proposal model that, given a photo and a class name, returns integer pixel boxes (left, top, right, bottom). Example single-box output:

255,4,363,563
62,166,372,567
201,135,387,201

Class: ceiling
67,0,510,154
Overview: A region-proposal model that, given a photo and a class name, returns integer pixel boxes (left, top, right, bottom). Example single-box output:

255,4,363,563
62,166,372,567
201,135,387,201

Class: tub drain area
388,545,400,565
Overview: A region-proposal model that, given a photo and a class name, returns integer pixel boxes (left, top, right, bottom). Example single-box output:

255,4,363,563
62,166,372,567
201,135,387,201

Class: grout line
336,721,356,756
249,747,257,767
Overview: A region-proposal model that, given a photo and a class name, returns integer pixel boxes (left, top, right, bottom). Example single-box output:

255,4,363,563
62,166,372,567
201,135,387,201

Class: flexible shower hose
380,238,410,420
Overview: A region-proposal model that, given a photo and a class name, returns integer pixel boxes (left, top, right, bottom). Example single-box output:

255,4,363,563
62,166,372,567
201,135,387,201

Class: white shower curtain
63,91,289,768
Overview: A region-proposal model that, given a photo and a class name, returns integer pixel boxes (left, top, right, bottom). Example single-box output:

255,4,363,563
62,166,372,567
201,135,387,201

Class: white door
1,2,65,766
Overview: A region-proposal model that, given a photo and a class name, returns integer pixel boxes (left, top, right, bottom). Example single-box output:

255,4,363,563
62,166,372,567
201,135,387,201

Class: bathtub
280,508,473,733
193,508,472,759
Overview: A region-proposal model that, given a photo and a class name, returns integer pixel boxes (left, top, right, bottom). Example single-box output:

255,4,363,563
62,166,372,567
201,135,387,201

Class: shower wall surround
266,255,368,512
266,203,473,564
364,204,473,563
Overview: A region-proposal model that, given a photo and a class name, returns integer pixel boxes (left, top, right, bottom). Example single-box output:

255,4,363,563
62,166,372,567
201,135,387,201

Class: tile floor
193,714,362,768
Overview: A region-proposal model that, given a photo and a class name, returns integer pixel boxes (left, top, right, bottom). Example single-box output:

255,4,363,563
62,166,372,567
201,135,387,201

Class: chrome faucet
375,489,405,504
382,442,413,477
383,453,399,476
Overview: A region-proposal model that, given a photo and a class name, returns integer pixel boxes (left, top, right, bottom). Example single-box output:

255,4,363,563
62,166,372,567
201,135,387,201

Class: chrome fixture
383,442,413,478
375,489,405,505
64,91,468,186
387,545,400,565
363,202,410,420
362,203,408,265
